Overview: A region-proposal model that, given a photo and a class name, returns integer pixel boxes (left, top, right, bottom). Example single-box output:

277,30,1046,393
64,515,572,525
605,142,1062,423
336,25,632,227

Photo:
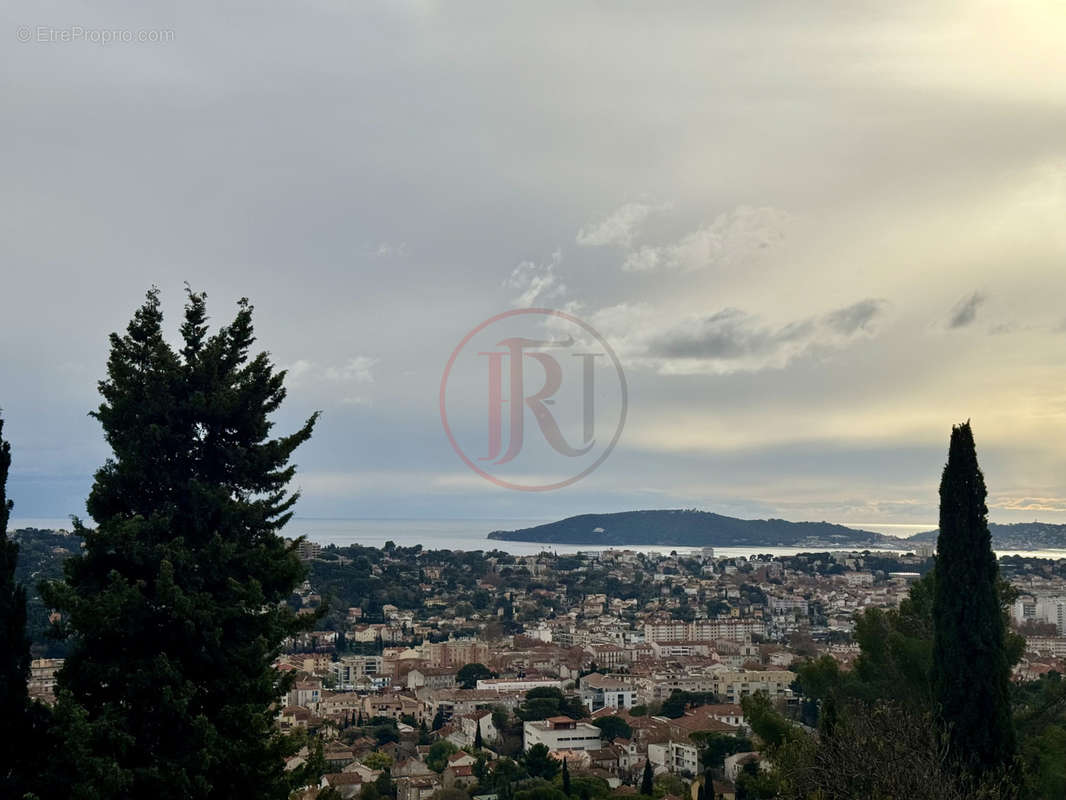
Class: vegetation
749,423,1066,798
0,416,41,798
457,662,494,689
592,715,632,741
933,422,1015,773
516,687,587,722
39,290,318,799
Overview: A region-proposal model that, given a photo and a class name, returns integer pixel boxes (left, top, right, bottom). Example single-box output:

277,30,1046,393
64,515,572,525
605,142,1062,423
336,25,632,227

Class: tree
523,744,559,780
432,708,446,731
427,739,458,772
474,719,484,748
771,701,1015,800
691,732,754,775
517,687,586,722
41,290,318,799
562,758,571,796
592,716,632,742
0,415,37,798
491,705,511,732
457,662,494,689
640,760,654,796
364,751,394,770
932,422,1014,773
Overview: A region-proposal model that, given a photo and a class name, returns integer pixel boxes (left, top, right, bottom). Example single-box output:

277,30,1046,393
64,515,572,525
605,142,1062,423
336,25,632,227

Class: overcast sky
3,1,1066,529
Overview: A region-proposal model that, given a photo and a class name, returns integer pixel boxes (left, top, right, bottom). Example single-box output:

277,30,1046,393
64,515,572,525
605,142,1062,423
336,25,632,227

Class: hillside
907,521,1066,550
487,510,895,548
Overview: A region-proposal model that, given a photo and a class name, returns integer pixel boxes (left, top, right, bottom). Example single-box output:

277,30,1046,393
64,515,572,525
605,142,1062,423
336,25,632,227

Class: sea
10,517,1066,561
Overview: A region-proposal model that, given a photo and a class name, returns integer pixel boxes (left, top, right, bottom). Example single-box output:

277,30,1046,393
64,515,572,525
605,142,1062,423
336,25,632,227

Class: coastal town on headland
20,527,1066,800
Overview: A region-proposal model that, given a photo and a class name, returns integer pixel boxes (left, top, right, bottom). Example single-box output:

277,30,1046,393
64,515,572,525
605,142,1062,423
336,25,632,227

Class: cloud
324,356,377,383
622,206,790,272
990,495,1066,513
506,250,566,307
824,298,887,335
284,357,378,388
374,242,408,257
576,202,658,247
650,308,814,360
588,297,886,375
948,291,985,328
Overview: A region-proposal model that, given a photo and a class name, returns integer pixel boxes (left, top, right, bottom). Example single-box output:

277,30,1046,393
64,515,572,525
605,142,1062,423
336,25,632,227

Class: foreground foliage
40,290,317,799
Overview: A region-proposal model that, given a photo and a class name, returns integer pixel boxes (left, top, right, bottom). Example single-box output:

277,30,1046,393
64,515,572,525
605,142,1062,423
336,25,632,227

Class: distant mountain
487,510,896,548
908,522,1066,550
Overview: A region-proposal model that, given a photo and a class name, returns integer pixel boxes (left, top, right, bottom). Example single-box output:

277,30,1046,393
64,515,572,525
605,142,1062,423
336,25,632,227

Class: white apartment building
648,740,701,776
330,655,385,690
1013,595,1066,634
1026,636,1066,658
578,672,640,711
712,670,795,703
523,717,603,752
644,619,766,643
477,677,564,693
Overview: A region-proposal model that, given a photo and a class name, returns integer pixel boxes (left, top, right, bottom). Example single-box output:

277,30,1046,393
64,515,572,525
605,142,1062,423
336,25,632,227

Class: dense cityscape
14,523,1066,799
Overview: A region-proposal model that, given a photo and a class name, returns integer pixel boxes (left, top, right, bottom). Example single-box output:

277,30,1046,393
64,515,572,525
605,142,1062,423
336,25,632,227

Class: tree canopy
40,289,318,799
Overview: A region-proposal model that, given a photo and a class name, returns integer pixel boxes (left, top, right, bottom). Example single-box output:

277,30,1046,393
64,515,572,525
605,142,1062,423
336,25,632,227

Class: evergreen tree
932,422,1014,773
561,758,570,796
0,415,35,797
474,719,483,749
41,290,318,799
640,760,654,796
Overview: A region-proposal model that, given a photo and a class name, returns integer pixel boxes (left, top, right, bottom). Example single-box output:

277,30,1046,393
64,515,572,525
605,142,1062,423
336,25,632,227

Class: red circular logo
440,308,628,491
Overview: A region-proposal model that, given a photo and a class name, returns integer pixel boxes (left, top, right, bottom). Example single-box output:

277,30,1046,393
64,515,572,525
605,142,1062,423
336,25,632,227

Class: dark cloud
948,291,985,328
823,298,886,334
648,299,882,363
649,308,813,360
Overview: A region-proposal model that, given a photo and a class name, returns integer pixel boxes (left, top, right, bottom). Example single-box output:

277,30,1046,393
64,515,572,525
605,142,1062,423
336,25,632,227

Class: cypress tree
640,759,654,796
0,415,34,797
932,421,1014,773
474,719,483,749
561,757,570,795
41,289,318,799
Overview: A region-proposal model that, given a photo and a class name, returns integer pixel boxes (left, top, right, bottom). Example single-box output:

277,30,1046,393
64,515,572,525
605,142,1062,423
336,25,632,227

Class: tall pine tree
932,421,1014,773
42,289,318,799
0,415,35,797
640,759,654,796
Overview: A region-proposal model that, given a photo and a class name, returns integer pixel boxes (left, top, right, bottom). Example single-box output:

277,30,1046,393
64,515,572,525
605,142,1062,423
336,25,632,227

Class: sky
3,1,1066,529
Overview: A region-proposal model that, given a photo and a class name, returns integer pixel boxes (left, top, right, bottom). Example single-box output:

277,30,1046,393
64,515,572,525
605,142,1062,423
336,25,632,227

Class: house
287,679,323,707
397,775,442,800
442,764,477,789
394,759,435,779
446,751,478,769
363,693,421,721
579,673,640,711
523,716,603,752
586,746,624,774
408,667,458,690
459,711,498,745
648,740,700,776
320,772,365,799
324,745,356,770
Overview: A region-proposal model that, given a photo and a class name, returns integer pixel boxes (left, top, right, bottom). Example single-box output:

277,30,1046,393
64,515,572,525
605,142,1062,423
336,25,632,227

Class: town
26,536,1066,800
